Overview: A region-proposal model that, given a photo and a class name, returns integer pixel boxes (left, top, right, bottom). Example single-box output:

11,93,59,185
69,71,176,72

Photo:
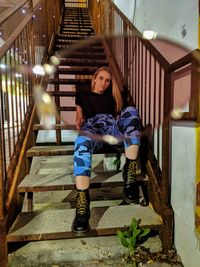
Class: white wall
113,1,200,266
172,122,200,267
113,0,198,50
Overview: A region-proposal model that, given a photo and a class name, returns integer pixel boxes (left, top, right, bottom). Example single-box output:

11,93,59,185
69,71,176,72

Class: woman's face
93,70,111,94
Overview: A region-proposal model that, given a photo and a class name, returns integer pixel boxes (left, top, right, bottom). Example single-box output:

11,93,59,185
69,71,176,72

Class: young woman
72,66,141,234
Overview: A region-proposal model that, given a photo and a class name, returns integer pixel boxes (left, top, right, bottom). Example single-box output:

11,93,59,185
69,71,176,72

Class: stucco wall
171,122,200,267
113,1,200,266
113,0,198,50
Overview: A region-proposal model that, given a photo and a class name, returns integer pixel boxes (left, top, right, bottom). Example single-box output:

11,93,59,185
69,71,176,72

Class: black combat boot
72,189,90,234
122,158,140,203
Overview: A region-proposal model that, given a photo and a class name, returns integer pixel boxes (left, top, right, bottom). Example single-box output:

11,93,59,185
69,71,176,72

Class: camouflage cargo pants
73,106,141,177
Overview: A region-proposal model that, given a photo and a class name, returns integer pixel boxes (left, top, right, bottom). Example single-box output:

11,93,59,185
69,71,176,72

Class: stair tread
60,30,94,34
59,58,105,62
7,204,161,242
56,67,97,75
47,78,91,84
49,91,76,97
19,153,125,191
26,145,123,157
33,123,76,130
55,40,103,47
57,33,94,37
20,152,147,191
57,59,107,66
56,52,105,59
18,171,123,192
26,145,74,157
56,45,103,51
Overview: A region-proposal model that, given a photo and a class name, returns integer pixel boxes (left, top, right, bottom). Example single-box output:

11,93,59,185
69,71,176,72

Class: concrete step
26,145,124,158
7,203,161,242
19,154,146,193
8,235,168,267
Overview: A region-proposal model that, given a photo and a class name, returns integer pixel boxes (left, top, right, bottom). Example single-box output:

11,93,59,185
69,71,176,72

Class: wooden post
160,71,174,250
162,71,173,208
190,51,200,120
28,0,33,12
0,219,7,267
0,103,8,266
123,22,128,87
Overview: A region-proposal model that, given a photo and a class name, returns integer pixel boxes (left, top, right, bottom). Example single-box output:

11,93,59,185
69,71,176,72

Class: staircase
7,5,162,253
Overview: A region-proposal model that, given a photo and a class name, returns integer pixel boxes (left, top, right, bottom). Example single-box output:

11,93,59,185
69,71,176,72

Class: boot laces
77,191,88,216
127,161,137,183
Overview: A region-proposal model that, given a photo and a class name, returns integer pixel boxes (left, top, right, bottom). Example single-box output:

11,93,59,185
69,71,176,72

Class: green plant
113,157,121,170
117,217,150,266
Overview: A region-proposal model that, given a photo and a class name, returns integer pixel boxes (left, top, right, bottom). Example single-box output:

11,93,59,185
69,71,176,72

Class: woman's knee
121,106,139,117
74,135,92,152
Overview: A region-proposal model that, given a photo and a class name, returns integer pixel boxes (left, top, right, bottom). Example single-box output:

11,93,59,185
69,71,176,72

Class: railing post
0,96,7,266
123,22,128,87
190,51,200,120
28,0,33,12
108,3,113,34
162,71,173,207
160,71,174,250
0,219,7,267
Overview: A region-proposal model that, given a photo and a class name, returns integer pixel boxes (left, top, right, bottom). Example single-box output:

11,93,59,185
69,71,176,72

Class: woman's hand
76,117,84,130
76,105,84,130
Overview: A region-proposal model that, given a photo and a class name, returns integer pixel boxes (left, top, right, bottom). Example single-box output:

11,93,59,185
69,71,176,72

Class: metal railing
88,0,200,250
0,3,63,264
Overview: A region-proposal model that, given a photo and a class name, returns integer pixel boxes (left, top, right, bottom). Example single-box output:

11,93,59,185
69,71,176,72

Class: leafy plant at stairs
117,217,150,266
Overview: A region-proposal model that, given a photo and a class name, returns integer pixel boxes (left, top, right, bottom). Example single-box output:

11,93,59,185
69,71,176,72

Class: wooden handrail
168,52,191,72
109,0,171,70
0,0,63,214
0,14,32,60
0,0,29,25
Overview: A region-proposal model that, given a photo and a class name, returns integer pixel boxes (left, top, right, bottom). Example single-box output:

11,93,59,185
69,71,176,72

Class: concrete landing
8,235,182,267
8,192,181,267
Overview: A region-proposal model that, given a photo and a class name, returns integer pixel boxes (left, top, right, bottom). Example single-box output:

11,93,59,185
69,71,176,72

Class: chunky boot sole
71,216,90,235
71,224,90,235
122,181,149,206
122,190,140,204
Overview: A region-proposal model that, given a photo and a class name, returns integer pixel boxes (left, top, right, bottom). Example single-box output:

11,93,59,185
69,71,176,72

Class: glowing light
42,93,52,104
170,108,184,119
50,56,60,66
33,85,57,120
32,65,45,76
142,30,157,40
22,9,26,14
0,64,6,69
43,64,56,75
102,135,119,145
15,73,22,78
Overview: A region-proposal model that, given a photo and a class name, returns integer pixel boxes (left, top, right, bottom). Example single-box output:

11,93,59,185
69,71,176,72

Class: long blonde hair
91,66,123,113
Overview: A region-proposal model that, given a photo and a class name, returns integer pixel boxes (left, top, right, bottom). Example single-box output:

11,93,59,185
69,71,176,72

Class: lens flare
32,65,45,76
